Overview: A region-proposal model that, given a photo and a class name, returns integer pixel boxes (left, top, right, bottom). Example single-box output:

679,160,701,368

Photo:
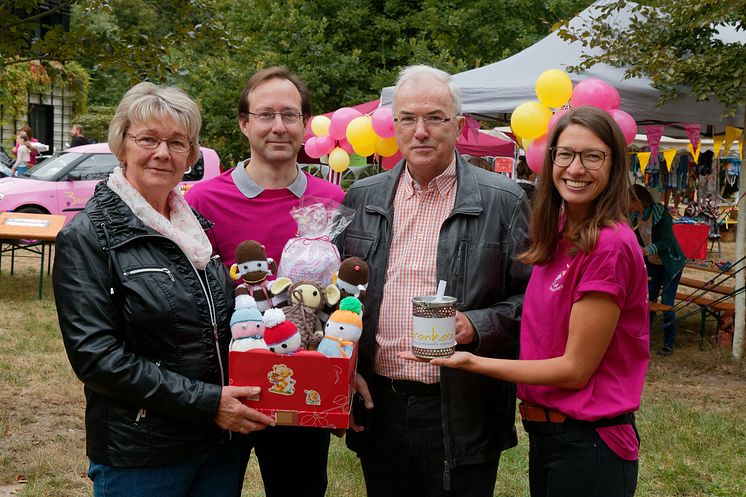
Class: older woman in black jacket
53,82,274,497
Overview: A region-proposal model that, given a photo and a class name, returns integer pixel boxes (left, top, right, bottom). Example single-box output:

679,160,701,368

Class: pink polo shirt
186,163,344,269
517,223,650,460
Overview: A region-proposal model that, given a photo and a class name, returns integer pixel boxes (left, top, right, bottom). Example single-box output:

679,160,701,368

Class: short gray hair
108,82,202,166
392,65,462,115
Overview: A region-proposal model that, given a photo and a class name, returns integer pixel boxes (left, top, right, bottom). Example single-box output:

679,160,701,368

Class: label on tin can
412,316,456,353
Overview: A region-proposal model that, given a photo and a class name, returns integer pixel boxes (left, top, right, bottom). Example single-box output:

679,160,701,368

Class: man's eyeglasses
126,133,191,154
247,111,303,124
393,115,457,128
550,146,610,170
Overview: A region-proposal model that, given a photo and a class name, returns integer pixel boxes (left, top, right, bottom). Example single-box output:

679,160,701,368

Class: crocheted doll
270,277,340,351
230,240,281,312
229,293,268,351
264,308,302,355
318,297,363,358
333,257,369,303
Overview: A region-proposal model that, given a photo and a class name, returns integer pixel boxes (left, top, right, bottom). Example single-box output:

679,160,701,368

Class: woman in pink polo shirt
422,106,649,496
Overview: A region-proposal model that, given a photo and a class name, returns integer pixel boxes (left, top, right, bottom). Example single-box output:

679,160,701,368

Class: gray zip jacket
337,152,531,471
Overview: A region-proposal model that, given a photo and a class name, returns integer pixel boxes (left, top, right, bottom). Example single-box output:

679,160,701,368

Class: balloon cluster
305,107,399,172
511,69,637,174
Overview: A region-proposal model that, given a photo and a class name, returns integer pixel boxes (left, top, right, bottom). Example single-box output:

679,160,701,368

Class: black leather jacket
53,182,235,467
337,153,531,468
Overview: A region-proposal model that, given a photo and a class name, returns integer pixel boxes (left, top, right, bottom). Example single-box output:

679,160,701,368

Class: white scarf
107,167,212,270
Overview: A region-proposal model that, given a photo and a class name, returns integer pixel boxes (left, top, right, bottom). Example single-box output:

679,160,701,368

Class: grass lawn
1,255,745,496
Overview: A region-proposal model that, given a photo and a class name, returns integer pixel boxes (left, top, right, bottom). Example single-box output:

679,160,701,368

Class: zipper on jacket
122,267,175,282
186,257,225,387
135,408,147,423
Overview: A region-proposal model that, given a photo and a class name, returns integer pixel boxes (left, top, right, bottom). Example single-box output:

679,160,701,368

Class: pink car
0,143,222,223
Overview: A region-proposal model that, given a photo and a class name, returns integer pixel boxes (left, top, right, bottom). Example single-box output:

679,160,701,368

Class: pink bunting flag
462,116,481,142
644,125,664,159
683,124,701,152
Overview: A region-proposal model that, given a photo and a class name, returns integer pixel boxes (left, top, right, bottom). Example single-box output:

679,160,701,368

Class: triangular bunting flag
645,125,664,159
637,151,651,174
686,143,701,162
662,148,677,172
683,123,701,152
713,135,724,157
724,126,743,156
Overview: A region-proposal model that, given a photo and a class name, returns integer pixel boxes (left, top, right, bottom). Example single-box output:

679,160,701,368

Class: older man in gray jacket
337,64,531,496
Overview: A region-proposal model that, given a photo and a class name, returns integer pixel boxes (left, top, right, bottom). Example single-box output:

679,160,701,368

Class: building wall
0,85,74,155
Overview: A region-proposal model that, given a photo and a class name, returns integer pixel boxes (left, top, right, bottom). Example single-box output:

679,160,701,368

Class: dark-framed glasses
550,146,610,170
247,111,303,124
393,114,457,128
126,133,191,153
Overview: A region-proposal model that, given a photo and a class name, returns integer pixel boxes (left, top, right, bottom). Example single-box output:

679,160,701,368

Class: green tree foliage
168,0,592,164
557,0,745,120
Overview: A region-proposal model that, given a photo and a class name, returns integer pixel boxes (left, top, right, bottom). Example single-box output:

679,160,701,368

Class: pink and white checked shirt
375,160,457,384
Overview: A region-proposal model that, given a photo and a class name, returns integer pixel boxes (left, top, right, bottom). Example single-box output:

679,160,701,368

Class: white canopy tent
380,0,744,132
382,0,746,358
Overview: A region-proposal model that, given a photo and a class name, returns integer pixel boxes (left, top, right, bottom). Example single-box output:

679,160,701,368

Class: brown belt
519,402,567,423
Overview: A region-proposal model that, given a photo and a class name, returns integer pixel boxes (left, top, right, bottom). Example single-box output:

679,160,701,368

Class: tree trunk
733,104,746,360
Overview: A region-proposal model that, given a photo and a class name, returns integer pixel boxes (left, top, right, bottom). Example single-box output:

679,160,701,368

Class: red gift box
229,348,357,428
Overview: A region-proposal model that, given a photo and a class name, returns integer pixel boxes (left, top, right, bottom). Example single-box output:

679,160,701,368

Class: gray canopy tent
380,0,744,131
382,0,746,359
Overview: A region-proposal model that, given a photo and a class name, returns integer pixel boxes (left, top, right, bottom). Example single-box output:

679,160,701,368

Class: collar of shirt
401,158,457,199
231,159,307,199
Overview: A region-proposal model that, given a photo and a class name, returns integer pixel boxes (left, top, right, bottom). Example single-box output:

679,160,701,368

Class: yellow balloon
311,115,331,136
329,147,351,172
535,69,573,108
346,116,377,149
352,140,376,157
510,101,552,140
374,136,398,157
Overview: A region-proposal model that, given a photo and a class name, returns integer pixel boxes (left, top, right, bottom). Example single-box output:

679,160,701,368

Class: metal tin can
411,295,457,359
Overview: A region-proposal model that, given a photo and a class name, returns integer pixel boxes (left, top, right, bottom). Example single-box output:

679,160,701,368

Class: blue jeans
647,263,682,350
88,439,241,497
525,420,638,497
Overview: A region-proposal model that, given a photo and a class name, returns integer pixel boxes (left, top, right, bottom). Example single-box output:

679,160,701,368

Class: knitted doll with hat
229,294,268,352
333,257,369,303
264,308,302,355
230,240,282,312
318,296,363,358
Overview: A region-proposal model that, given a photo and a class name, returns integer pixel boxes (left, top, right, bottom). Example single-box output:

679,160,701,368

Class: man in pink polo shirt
186,66,343,497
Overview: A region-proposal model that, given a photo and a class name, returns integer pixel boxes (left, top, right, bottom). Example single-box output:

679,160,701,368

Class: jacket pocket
342,229,378,261
120,266,177,345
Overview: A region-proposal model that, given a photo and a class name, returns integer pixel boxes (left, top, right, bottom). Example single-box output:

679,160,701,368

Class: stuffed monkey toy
230,240,282,312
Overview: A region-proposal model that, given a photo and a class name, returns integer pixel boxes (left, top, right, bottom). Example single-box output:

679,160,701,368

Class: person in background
12,125,46,166
53,82,275,497
515,155,537,202
186,66,344,497
409,107,649,497
70,123,90,147
630,183,686,356
338,64,531,497
12,132,31,176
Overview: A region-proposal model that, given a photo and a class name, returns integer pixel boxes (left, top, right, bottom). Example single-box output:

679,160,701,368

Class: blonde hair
108,82,201,166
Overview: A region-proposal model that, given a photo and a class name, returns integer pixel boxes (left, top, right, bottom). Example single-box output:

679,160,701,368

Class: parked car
0,144,13,177
0,143,222,223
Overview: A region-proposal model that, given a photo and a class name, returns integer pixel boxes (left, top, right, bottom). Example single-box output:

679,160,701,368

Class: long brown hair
521,106,631,265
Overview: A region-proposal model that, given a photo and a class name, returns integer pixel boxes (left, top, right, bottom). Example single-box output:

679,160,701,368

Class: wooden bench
673,275,736,346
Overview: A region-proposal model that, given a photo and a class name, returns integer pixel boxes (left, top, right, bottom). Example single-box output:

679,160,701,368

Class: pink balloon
304,137,323,159
526,134,548,175
571,78,620,112
329,107,363,140
316,135,336,155
338,136,355,154
371,107,395,138
610,109,637,145
548,109,569,131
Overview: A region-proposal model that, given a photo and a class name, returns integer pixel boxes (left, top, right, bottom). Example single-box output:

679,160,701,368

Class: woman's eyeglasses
550,146,610,170
126,133,191,153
